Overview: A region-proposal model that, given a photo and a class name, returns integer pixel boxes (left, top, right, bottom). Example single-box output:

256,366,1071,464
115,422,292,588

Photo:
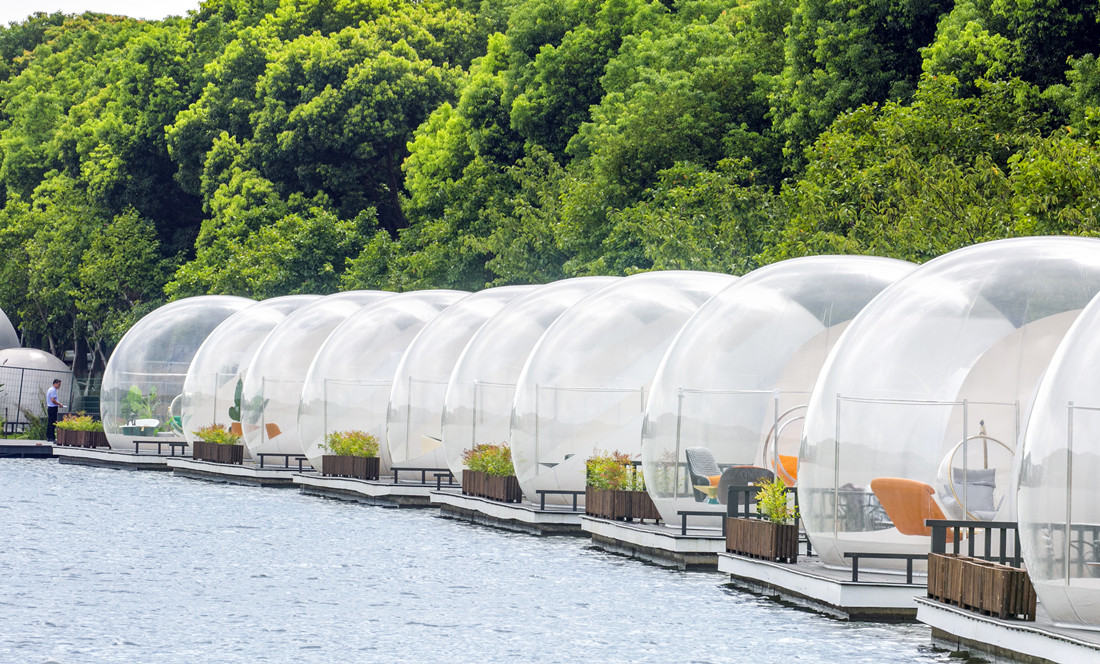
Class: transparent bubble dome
511,271,735,504
102,296,254,448
799,237,1100,568
440,277,618,481
298,290,468,474
641,256,914,524
239,291,392,458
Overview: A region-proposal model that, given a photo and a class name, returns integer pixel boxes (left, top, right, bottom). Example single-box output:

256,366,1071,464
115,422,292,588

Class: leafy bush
17,402,47,441
462,443,514,477
193,424,242,446
586,450,645,491
56,413,104,432
322,430,379,458
755,477,799,525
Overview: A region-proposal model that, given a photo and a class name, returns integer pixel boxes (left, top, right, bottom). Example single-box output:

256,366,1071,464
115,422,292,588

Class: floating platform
431,491,585,536
717,552,923,620
917,597,1100,664
167,457,306,487
53,445,177,471
294,473,450,506
582,517,726,569
0,440,54,458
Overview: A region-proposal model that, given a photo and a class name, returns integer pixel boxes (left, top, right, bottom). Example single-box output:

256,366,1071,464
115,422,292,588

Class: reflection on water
0,460,953,663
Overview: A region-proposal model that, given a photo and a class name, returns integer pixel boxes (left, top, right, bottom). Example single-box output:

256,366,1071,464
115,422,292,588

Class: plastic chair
717,466,775,507
869,477,955,541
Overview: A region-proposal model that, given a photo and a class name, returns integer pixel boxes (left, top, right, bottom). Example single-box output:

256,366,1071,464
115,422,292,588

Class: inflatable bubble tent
799,237,1100,569
101,295,254,449
440,277,618,480
387,286,536,470
181,295,320,450
0,307,18,350
240,291,392,458
1019,289,1100,629
511,270,736,503
0,348,72,423
298,290,468,474
641,256,914,525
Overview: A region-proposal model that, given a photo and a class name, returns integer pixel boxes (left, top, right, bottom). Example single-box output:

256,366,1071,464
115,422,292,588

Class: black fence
0,368,100,435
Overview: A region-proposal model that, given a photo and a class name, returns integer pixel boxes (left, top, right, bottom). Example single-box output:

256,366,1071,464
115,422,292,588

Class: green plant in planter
586,450,645,491
227,378,243,424
193,424,242,446
55,412,104,432
322,430,379,457
755,477,799,524
123,385,158,424
462,443,514,477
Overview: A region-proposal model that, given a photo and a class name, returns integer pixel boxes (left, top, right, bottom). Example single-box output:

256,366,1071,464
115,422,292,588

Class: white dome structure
641,256,914,524
386,286,537,470
240,291,392,458
101,295,254,448
0,348,71,423
1019,289,1100,629
0,307,18,350
440,277,619,481
181,295,321,451
298,290,468,473
511,271,735,504
799,238,1100,569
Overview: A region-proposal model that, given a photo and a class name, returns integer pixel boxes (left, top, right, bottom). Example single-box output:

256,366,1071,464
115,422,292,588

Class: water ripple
0,460,957,663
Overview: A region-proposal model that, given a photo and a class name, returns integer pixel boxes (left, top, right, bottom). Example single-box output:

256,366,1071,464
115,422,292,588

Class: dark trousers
47,406,58,442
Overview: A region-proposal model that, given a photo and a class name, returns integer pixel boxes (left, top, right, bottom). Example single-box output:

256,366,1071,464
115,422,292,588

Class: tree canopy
2,0,1100,371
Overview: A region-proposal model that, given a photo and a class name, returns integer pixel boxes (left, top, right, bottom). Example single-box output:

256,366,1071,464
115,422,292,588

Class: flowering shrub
322,430,379,457
586,450,645,491
56,412,104,432
193,424,242,446
462,443,514,477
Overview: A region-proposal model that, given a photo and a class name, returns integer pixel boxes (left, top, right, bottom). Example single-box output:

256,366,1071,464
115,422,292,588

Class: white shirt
46,386,60,407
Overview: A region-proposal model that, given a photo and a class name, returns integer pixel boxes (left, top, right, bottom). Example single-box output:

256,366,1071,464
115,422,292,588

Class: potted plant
321,430,380,480
191,423,244,464
55,412,108,448
227,378,244,436
585,451,661,522
120,385,159,436
725,477,800,563
461,443,521,502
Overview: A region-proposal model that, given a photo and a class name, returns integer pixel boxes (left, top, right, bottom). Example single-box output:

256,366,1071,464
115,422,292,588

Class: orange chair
778,454,799,486
870,477,955,541
265,422,282,440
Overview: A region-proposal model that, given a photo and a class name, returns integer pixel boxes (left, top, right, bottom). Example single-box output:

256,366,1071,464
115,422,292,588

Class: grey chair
718,466,775,509
685,446,721,502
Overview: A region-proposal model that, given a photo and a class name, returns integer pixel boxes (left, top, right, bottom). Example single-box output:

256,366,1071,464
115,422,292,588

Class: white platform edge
581,515,726,554
430,490,583,526
167,457,301,479
293,472,438,498
53,445,173,466
718,552,924,611
916,597,1100,664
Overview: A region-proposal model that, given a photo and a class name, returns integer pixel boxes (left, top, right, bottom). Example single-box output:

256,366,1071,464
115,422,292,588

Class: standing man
46,378,65,443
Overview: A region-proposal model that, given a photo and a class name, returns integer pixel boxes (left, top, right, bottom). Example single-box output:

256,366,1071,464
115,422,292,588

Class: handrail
926,518,1022,567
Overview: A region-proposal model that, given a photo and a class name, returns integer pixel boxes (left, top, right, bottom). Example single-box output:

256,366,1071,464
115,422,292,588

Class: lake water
0,460,957,663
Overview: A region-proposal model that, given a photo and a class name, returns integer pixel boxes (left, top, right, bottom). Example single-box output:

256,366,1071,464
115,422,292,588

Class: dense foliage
322,429,380,457
462,443,514,476
586,450,645,491
3,0,1100,370
55,412,103,431
193,423,242,445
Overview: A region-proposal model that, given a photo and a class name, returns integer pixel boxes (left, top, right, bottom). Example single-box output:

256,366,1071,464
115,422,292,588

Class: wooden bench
393,467,454,485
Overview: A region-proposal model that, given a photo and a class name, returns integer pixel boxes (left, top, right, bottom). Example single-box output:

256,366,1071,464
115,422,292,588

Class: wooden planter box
725,517,799,563
462,469,522,503
192,440,244,465
56,429,109,448
322,455,379,480
927,553,1036,620
585,486,661,523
